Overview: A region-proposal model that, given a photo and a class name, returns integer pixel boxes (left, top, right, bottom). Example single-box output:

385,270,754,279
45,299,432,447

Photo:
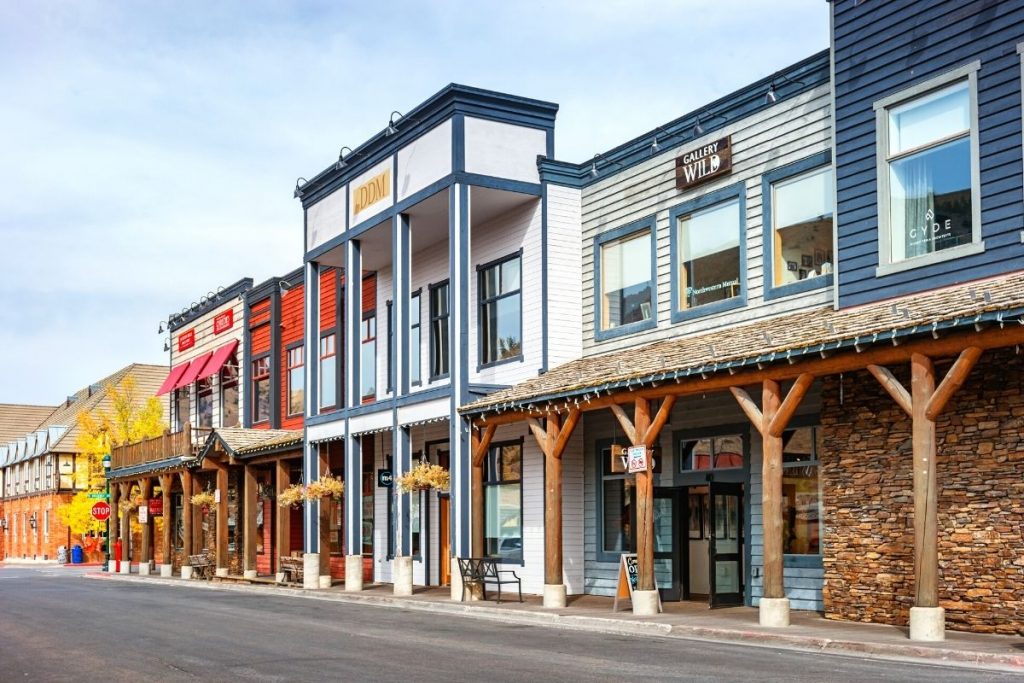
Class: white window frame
873,60,983,277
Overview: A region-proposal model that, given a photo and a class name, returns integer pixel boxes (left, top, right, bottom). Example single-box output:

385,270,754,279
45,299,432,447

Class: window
360,315,376,400
362,445,374,555
479,254,522,364
484,441,522,561
781,426,822,555
410,488,422,557
319,333,337,410
251,357,270,423
679,435,743,472
675,196,742,312
173,493,184,550
197,378,213,429
173,387,190,431
287,346,304,416
220,358,239,427
600,444,634,555
770,165,834,288
409,292,421,386
876,63,981,271
429,281,449,379
598,226,653,333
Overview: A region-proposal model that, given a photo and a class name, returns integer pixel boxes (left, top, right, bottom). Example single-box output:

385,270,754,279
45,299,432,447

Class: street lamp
102,454,111,572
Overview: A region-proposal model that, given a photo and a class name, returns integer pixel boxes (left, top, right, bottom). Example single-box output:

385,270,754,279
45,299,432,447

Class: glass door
654,489,680,601
709,482,743,608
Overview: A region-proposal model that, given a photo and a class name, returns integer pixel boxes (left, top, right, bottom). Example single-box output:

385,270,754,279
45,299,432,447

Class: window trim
360,313,377,401
476,249,524,370
873,60,983,277
219,356,239,428
483,437,525,565
319,331,338,410
761,151,834,301
196,377,214,429
285,342,305,418
593,215,658,341
594,437,634,563
250,353,271,425
669,182,747,323
409,289,422,387
428,279,450,382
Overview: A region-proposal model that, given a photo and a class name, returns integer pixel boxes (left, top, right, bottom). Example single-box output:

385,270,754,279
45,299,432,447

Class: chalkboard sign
612,553,662,613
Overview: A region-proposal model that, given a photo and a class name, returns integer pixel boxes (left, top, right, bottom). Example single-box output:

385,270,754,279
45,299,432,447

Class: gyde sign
676,136,732,191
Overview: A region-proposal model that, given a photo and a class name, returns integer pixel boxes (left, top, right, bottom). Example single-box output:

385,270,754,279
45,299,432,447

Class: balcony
110,423,212,473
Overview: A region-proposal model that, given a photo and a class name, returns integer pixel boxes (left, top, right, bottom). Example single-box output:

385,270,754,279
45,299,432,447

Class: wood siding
833,0,1024,306
545,185,585,369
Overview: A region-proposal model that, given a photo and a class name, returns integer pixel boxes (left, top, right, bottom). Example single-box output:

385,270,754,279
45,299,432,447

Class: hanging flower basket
396,461,450,493
278,484,306,509
278,474,344,509
190,491,215,508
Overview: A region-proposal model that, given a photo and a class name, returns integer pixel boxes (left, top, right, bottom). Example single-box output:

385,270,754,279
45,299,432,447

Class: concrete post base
632,589,660,615
393,556,414,596
909,606,945,641
215,567,228,578
138,563,151,576
275,573,286,583
303,553,320,589
243,570,258,580
318,575,332,588
345,555,364,592
160,564,173,578
759,597,790,627
119,562,131,575
181,566,194,580
543,583,567,608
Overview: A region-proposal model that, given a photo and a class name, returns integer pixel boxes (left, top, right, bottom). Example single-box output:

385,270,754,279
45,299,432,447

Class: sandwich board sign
612,553,662,612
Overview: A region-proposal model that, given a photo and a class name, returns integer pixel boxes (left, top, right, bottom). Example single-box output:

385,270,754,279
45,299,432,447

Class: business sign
213,309,234,334
90,501,111,522
353,168,391,214
612,553,662,612
148,497,163,516
138,505,149,524
626,445,649,473
676,136,732,191
178,328,196,352
377,469,393,488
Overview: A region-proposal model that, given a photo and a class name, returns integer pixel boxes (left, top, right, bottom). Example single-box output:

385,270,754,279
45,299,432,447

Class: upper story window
409,292,422,386
197,378,214,429
251,356,270,423
287,346,304,416
320,333,337,410
173,386,189,431
220,358,239,428
479,253,522,365
770,164,834,289
670,184,745,321
429,281,450,379
680,435,743,472
360,315,376,400
875,62,981,274
596,219,655,339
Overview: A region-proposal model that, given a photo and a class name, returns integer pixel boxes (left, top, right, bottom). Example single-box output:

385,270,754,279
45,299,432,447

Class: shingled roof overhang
109,455,196,480
196,428,303,463
460,273,1024,420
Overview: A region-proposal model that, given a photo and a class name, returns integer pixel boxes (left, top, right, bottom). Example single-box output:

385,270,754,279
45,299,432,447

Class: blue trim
540,183,549,373
668,182,748,324
761,151,834,302
457,183,472,556
398,214,412,394
398,426,412,555
452,114,465,173
346,239,363,410
454,173,541,196
241,297,252,428
303,382,455,427
306,263,320,420
345,429,361,556
593,215,659,342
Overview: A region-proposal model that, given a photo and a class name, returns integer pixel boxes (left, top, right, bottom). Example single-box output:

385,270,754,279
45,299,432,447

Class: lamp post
102,454,111,571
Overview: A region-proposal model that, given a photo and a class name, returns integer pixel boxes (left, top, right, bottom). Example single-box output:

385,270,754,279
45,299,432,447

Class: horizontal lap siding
409,237,451,395
546,185,584,368
833,0,1024,307
279,285,305,431
580,84,834,356
320,267,338,332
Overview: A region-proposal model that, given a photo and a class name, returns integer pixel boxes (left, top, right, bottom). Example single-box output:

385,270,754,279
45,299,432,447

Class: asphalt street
0,566,1019,682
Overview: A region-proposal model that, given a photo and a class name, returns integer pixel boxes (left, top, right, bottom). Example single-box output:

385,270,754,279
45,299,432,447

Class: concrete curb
85,573,1024,671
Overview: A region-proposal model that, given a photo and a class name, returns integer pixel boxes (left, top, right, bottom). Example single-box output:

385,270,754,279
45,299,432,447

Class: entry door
708,482,743,608
654,489,680,601
439,495,450,586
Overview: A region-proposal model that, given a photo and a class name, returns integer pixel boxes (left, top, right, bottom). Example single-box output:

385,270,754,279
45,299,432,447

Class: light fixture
649,126,668,155
336,146,354,170
765,82,777,104
293,177,308,199
590,153,601,178
158,321,165,334
163,340,170,352
386,111,404,136
102,454,111,471
279,280,295,293
0,518,7,530
29,513,37,530
693,116,705,137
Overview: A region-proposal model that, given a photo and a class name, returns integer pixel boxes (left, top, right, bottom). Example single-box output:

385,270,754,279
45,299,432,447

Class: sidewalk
86,572,1024,672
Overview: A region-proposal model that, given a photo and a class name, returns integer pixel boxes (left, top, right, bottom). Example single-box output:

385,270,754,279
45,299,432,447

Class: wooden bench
188,554,214,580
457,558,522,604
279,556,304,584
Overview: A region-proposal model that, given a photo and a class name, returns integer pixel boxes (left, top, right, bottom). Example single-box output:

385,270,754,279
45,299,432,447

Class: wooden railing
110,423,213,470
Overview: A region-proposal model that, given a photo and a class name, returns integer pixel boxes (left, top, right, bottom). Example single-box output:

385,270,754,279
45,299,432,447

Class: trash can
71,544,84,564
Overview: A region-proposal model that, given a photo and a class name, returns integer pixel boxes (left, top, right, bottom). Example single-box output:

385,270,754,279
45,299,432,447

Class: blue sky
0,0,828,405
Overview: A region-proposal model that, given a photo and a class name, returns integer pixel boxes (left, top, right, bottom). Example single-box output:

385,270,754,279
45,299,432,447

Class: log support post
138,478,153,575
214,462,229,577
275,459,291,582
243,465,258,579
867,347,981,641
179,470,194,579
159,474,174,577
118,483,131,574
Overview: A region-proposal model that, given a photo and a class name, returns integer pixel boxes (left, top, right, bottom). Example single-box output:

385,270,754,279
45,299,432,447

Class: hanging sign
612,553,662,612
213,309,234,334
377,469,393,488
676,136,732,190
626,445,649,473
178,329,196,352
138,505,149,524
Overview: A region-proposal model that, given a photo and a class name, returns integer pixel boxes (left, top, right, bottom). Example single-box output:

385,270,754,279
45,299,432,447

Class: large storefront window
599,229,653,331
479,254,522,364
781,426,822,555
484,442,522,561
600,444,633,554
173,386,190,431
197,378,213,429
676,198,742,310
220,358,239,427
679,435,743,472
772,166,833,286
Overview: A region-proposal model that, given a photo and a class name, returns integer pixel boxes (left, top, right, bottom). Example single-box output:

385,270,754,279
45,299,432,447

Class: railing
110,423,213,471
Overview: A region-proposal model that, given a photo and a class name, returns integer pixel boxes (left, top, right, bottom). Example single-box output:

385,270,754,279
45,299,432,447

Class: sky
0,0,829,406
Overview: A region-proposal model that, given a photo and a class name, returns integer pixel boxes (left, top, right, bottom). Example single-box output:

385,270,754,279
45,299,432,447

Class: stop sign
91,501,111,521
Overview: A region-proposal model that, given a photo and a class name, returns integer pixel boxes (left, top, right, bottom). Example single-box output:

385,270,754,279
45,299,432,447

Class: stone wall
820,348,1024,634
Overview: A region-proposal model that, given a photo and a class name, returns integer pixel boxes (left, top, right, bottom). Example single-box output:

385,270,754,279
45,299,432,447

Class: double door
654,482,743,607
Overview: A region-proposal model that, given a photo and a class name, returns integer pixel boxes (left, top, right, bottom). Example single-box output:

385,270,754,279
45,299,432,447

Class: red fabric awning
175,351,213,388
196,340,239,381
155,362,191,396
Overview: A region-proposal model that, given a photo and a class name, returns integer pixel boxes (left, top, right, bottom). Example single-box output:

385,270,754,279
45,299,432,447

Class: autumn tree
58,374,166,542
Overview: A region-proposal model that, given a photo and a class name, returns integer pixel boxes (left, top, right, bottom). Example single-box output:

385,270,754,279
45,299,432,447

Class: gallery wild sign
676,136,732,191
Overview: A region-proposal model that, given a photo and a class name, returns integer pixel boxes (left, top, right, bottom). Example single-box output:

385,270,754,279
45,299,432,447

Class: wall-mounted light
28,513,37,530
336,146,354,170
590,153,602,178
765,82,777,104
163,338,170,352
0,518,7,531
386,111,405,136
294,177,308,199
650,126,669,155
158,321,165,334
279,280,296,294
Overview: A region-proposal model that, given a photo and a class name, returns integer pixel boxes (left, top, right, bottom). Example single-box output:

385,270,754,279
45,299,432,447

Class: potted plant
396,461,450,493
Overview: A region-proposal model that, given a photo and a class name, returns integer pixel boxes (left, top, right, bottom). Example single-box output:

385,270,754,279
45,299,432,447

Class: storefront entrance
655,483,744,607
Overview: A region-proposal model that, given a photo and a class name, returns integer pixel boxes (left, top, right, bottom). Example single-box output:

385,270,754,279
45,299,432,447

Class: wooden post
544,413,562,588
760,380,783,600
139,478,152,568
119,483,131,563
471,425,496,558
275,460,291,572
192,476,203,553
243,465,258,577
910,353,938,609
633,398,654,592
159,474,173,569
215,464,229,573
179,470,193,557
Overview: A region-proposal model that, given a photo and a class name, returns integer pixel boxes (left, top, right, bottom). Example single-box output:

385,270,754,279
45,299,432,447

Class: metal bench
279,556,304,584
457,558,522,604
188,554,214,580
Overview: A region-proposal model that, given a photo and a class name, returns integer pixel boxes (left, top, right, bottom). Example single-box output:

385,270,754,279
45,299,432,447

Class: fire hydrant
114,538,123,573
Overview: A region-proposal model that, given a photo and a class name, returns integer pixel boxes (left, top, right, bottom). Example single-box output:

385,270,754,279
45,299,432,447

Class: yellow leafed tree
58,374,166,541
